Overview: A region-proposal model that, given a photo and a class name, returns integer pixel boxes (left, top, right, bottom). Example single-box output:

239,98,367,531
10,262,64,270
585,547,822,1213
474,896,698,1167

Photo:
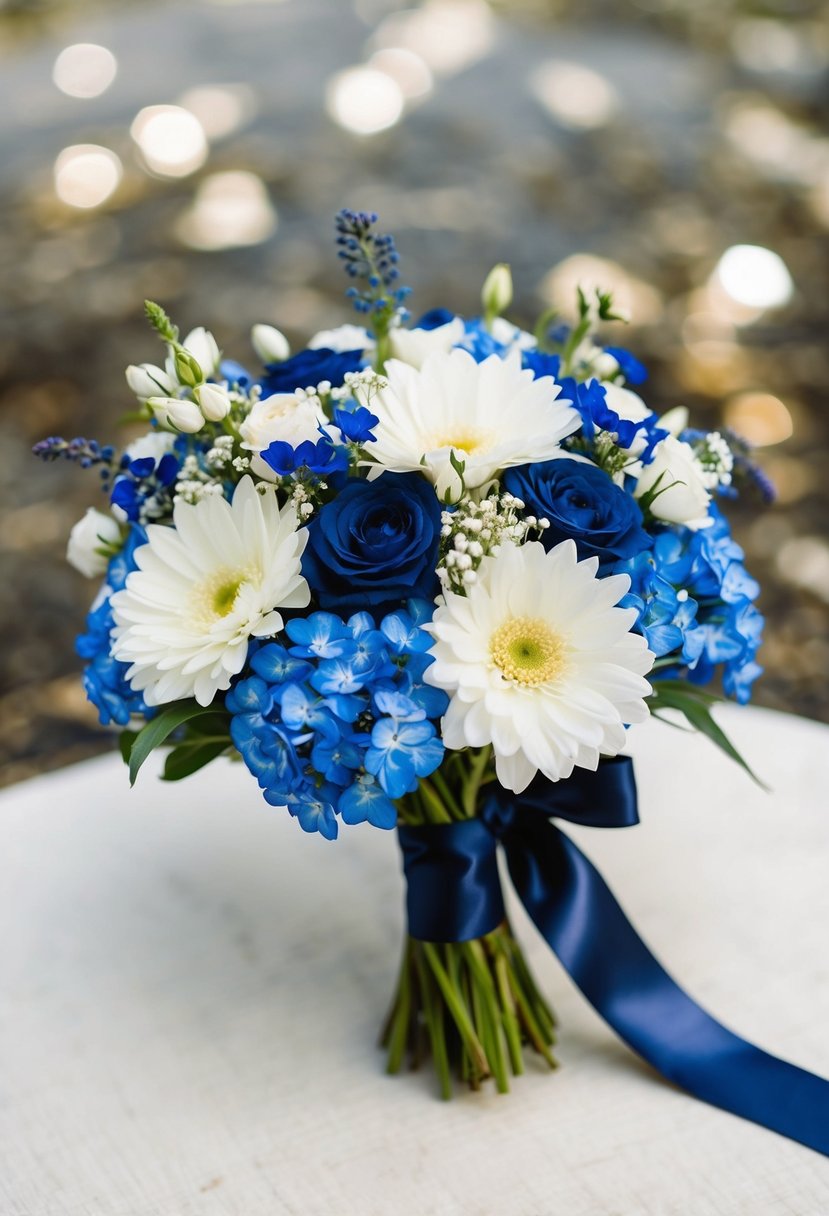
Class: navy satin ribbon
397,757,829,1156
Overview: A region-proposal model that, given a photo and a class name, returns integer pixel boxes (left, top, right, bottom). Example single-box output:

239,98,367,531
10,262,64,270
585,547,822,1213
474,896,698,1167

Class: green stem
415,948,452,1100
422,943,489,1076
428,769,465,821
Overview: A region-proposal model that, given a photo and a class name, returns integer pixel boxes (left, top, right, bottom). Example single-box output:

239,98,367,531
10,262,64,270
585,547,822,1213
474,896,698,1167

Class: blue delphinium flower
227,603,448,839
603,346,648,385
333,405,378,445
75,525,153,726
567,378,666,462
109,441,182,522
260,436,350,479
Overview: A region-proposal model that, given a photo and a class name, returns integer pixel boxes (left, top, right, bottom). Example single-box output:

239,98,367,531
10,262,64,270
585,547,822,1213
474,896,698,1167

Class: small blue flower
311,735,364,785
286,613,353,659
380,610,433,655
250,643,313,685
339,774,397,829
277,683,341,742
267,783,340,840
333,405,379,444
260,437,349,478
365,717,444,799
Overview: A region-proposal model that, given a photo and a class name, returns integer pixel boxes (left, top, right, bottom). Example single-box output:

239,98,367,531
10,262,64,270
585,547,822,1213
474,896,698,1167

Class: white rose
239,393,327,481
308,323,371,353
148,396,205,434
125,363,175,401
181,327,220,377
389,317,465,369
124,432,177,463
67,508,122,579
251,324,290,364
634,435,712,530
196,382,231,422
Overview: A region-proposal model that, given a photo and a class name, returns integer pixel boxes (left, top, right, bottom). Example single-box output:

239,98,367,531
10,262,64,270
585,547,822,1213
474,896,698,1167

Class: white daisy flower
111,477,310,707
366,348,579,501
425,539,654,793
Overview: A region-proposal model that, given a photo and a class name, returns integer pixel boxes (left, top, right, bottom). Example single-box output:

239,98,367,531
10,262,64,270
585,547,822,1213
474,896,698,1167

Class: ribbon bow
397,757,829,1157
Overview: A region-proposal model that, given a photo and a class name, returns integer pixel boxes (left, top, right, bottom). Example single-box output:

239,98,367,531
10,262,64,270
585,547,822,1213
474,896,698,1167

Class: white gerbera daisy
111,477,310,707
366,348,580,500
425,539,654,793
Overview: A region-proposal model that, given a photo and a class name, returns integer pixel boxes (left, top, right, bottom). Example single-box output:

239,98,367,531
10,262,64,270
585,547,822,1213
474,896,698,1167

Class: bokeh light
176,85,257,141
176,171,277,251
53,145,122,209
52,44,117,99
368,48,433,101
326,67,405,135
130,105,208,178
714,245,793,310
531,61,618,129
371,0,496,76
723,392,794,447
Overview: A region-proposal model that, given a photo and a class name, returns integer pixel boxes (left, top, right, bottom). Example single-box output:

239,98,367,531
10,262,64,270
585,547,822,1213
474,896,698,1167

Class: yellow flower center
191,567,253,624
432,429,490,455
490,616,567,686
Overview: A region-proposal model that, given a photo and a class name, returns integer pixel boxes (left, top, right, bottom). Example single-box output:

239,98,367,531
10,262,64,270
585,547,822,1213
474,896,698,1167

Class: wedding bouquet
37,212,829,1154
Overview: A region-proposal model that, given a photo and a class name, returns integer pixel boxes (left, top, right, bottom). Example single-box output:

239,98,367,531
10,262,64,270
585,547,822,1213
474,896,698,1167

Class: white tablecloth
2,705,829,1215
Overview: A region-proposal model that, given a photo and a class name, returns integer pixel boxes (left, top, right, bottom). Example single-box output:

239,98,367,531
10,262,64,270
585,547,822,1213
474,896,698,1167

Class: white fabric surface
2,704,829,1215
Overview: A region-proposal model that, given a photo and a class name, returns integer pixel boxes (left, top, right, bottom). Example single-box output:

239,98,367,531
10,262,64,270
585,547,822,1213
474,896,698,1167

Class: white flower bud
635,435,711,530
125,363,174,401
481,263,513,318
148,396,205,434
196,382,232,422
252,324,290,365
181,327,220,376
67,508,121,579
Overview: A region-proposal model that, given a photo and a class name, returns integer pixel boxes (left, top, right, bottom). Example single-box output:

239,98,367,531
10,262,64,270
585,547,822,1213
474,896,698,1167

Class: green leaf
649,682,768,789
119,729,139,764
162,739,229,782
127,700,215,786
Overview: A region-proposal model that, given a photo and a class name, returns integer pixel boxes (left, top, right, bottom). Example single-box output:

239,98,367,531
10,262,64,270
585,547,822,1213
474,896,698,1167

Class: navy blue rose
303,472,441,612
503,458,652,563
261,347,364,395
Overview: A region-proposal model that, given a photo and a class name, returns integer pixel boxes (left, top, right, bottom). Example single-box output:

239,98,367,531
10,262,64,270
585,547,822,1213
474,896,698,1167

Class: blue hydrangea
227,603,448,839
75,526,153,727
616,507,763,703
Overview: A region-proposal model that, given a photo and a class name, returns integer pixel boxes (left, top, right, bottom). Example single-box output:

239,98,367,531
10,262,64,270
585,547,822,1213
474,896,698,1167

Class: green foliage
122,700,226,786
648,679,768,789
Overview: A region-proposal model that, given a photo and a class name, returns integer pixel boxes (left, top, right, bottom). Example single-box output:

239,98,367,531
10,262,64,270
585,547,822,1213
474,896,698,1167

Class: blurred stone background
1,0,827,786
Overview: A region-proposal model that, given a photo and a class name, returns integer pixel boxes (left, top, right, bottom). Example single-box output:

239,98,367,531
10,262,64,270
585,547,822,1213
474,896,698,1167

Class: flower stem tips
382,924,557,1098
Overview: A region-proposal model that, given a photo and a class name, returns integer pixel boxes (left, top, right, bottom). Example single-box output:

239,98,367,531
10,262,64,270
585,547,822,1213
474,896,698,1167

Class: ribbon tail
505,815,829,1156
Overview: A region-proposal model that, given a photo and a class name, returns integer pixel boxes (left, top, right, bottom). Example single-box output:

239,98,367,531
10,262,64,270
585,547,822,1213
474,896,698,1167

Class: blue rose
303,472,441,612
260,347,364,395
503,458,652,563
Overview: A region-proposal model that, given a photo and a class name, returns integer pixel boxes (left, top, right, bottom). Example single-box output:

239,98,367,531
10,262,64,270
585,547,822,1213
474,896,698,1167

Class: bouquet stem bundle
383,748,557,1097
